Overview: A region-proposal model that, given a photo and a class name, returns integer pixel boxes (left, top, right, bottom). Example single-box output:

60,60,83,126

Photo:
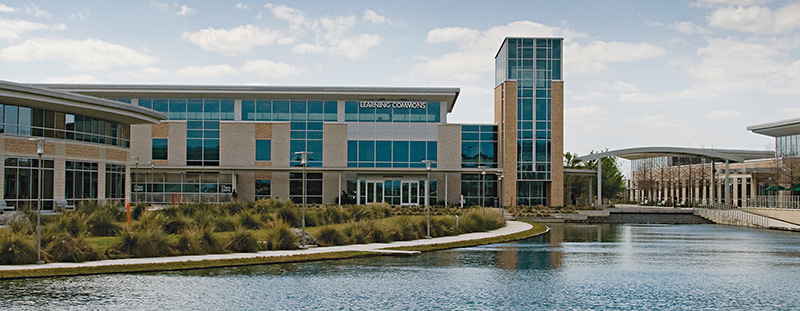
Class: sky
1,0,799,173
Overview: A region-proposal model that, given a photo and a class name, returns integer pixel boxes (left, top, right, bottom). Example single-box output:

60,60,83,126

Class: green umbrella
765,185,789,191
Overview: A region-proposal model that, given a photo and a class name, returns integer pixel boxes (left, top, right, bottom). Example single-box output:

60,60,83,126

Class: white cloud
69,8,90,21
235,3,250,10
107,67,171,79
0,4,16,13
23,4,51,18
292,43,326,55
599,80,638,92
618,92,665,103
363,9,390,25
265,3,309,30
708,109,744,118
566,105,612,120
181,25,293,55
327,33,382,59
687,37,791,93
242,59,301,78
674,21,711,34
566,41,667,75
708,2,800,34
0,38,158,70
150,0,169,12
41,74,104,83
176,4,195,16
411,21,583,83
176,64,239,77
0,17,61,39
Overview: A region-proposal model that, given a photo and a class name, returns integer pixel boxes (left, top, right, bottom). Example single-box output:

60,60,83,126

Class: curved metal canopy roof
1,80,164,124
748,117,800,137
576,147,773,163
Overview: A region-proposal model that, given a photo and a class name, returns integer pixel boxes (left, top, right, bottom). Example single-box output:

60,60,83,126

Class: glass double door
358,180,423,206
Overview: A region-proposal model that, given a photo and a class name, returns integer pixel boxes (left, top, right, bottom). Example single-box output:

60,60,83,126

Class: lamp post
29,137,45,264
149,161,154,206
498,171,504,217
422,160,435,239
133,156,139,203
295,151,312,248
478,165,486,215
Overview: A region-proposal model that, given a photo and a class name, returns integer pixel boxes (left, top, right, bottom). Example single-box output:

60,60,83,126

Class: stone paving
0,221,533,272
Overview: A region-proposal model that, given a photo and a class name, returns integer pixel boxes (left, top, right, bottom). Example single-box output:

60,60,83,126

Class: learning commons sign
359,101,426,109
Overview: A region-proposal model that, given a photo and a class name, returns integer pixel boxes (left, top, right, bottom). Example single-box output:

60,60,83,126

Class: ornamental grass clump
43,232,99,263
87,210,121,237
342,221,375,244
164,215,193,234
0,233,37,264
225,227,260,253
45,212,89,237
237,211,263,230
8,212,33,235
108,227,173,258
276,206,300,227
262,220,297,250
314,225,346,247
214,215,237,232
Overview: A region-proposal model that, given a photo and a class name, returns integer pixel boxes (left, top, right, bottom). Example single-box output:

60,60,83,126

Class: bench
56,199,75,212
0,201,13,212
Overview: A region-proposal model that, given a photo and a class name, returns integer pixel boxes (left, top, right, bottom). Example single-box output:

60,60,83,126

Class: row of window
344,101,441,123
242,100,338,122
0,103,130,147
3,157,125,209
461,174,498,207
154,138,273,163
130,172,234,204
462,125,498,169
347,140,437,168
138,99,235,121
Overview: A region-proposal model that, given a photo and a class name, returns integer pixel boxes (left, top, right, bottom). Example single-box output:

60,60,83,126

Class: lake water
2,224,800,310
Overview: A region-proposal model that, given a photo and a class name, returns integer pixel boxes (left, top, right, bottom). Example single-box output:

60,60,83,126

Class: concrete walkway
0,221,533,272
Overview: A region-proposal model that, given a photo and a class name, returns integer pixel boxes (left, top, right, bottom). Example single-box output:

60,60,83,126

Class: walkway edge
0,221,547,280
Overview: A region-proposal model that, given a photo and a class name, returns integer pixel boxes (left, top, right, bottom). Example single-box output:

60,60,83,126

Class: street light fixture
295,151,312,248
422,160,435,239
478,165,487,215
29,137,45,264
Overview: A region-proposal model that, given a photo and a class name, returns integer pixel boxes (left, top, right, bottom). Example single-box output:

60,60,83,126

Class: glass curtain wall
0,102,130,147
65,161,98,205
496,37,562,206
3,157,54,210
347,140,437,168
131,172,233,204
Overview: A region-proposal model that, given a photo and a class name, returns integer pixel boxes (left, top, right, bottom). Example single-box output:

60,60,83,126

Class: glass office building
22,37,565,208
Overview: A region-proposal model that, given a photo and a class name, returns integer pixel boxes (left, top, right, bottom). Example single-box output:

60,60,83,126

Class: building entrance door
358,180,384,204
401,181,420,206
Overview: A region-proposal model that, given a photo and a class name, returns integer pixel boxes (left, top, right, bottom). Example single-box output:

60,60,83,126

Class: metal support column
597,157,602,206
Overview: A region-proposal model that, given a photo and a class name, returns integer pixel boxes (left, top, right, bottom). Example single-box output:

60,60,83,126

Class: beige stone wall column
323,123,348,204
550,80,564,207
495,81,517,207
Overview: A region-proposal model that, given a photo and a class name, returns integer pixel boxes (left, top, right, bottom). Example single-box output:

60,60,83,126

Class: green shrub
43,232,99,262
342,221,374,244
0,233,38,264
237,211,263,230
164,215,192,234
108,227,173,258
174,225,224,255
315,225,346,246
87,211,121,237
45,212,89,237
134,211,167,232
214,215,237,232
277,206,300,227
225,227,260,253
131,203,147,220
262,221,297,250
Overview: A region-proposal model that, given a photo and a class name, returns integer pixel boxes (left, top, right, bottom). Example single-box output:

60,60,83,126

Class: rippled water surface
3,224,800,310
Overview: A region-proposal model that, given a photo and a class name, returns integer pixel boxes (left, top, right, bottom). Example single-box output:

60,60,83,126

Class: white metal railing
694,206,769,228
747,195,800,209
